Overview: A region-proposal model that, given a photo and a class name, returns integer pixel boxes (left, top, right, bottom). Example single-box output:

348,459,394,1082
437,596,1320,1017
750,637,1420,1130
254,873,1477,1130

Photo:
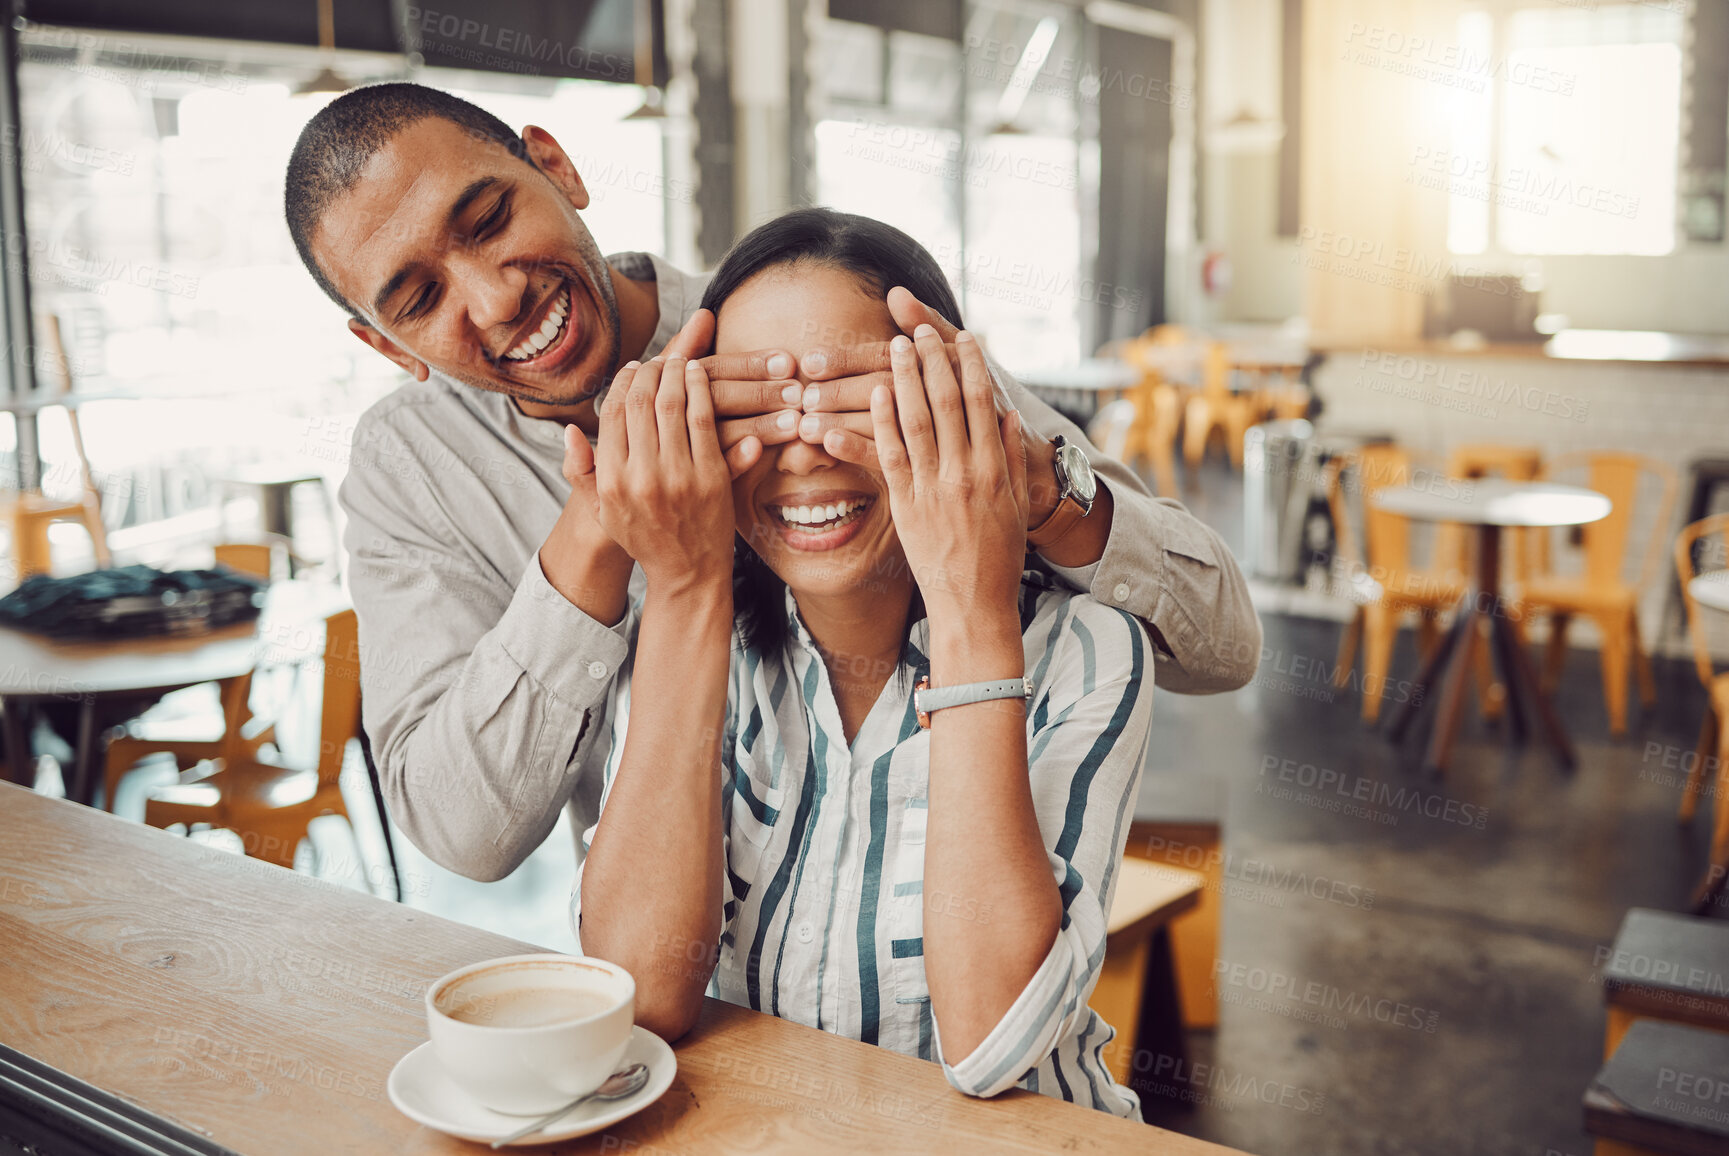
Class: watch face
1058,442,1097,505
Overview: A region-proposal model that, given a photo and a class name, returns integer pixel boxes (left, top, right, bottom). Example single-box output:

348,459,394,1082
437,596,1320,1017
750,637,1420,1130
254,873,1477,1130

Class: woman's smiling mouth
766,494,875,551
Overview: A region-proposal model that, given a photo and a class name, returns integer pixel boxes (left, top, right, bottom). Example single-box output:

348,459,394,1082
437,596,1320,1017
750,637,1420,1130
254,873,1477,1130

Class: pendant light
295,0,353,97
623,0,667,120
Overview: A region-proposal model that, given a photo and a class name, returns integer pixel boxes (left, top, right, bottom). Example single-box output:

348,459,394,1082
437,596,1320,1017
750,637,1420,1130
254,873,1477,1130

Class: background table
0,784,1252,1155
1375,481,1612,775
1017,360,1142,427
1688,571,1729,614
0,579,349,805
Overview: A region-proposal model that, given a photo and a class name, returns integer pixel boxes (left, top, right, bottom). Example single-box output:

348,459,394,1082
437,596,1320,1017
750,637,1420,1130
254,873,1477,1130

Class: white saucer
387,1027,676,1147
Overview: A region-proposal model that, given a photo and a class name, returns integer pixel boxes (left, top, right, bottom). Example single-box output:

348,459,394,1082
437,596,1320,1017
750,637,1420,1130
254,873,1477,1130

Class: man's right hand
673,308,803,468
538,422,636,626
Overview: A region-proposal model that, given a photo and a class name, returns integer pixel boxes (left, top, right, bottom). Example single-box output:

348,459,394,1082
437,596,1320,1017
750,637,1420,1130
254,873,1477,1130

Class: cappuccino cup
426,953,635,1115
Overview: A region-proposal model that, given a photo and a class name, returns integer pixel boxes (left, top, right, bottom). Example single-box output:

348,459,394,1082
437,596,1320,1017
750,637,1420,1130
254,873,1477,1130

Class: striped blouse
573,574,1154,1118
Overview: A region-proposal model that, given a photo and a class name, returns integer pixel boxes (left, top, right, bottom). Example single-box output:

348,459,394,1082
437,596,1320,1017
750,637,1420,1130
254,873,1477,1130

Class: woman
570,208,1152,1118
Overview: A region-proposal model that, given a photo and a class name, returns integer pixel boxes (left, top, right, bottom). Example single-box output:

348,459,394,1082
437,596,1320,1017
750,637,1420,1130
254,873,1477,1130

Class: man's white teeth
504,288,570,361
775,498,870,527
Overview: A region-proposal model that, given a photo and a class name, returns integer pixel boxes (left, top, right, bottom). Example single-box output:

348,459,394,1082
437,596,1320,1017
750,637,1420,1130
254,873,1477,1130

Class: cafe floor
91,459,1723,1156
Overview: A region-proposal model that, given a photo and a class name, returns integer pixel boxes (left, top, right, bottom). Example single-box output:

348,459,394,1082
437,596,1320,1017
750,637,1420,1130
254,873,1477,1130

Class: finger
626,357,661,470
798,341,889,382
696,347,795,385
796,410,874,445
710,377,805,418
1002,410,1029,516
599,361,636,473
725,435,763,479
659,307,716,361
956,332,998,458
822,427,878,471
655,355,691,463
868,383,911,494
719,410,800,454
914,322,967,461
799,371,891,414
561,422,595,482
889,335,935,481
888,286,960,343
685,361,726,473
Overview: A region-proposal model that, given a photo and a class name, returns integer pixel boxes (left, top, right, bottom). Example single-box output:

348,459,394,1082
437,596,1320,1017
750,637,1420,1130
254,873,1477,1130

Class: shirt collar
779,586,930,674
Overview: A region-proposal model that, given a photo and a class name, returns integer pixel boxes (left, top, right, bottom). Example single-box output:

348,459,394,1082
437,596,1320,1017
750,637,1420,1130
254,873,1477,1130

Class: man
284,83,1260,882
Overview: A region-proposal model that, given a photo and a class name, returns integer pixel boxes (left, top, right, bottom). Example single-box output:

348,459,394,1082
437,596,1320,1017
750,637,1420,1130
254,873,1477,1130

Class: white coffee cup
426,953,635,1115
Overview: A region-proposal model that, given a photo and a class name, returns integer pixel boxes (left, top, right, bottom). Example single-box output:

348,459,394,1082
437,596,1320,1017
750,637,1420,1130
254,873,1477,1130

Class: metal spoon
489,1063,652,1149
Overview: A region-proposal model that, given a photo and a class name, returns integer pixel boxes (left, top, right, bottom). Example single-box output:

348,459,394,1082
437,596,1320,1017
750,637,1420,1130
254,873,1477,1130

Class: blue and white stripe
575,575,1153,1119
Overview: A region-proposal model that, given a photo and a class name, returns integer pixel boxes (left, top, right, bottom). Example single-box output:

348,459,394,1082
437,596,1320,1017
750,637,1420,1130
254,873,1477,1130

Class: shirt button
587,661,608,680
1113,582,1132,602
797,923,814,944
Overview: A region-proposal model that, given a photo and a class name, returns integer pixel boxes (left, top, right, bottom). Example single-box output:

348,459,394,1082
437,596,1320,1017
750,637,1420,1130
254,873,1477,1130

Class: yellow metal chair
1675,514,1729,912
1522,453,1675,737
1182,342,1258,472
143,608,359,868
1113,337,1185,496
1327,445,1466,722
100,541,284,812
4,315,111,580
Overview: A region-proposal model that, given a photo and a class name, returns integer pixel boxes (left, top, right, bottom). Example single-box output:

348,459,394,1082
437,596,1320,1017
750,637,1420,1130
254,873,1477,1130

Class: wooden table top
0,579,349,698
0,784,1252,1155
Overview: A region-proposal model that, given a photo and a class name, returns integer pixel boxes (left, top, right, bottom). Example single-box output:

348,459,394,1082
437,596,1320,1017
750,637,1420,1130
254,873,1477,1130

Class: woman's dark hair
700,207,963,658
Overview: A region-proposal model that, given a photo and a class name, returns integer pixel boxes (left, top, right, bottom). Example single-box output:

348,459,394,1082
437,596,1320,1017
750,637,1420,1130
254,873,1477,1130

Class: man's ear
520,125,590,211
348,318,430,382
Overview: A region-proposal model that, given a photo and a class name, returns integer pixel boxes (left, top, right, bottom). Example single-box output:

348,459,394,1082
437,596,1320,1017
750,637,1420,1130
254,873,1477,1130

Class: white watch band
914,676,1033,728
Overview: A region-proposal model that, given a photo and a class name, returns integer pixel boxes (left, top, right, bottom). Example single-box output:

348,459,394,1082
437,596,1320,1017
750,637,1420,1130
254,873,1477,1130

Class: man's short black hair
284,82,532,319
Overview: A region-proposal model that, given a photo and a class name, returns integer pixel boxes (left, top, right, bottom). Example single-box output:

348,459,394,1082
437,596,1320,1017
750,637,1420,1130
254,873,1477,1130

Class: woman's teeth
774,497,871,530
504,287,570,361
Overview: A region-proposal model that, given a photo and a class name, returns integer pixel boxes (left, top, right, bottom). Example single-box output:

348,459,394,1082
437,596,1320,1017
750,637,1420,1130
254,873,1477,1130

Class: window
1445,4,1683,257
10,32,677,552
812,6,1087,372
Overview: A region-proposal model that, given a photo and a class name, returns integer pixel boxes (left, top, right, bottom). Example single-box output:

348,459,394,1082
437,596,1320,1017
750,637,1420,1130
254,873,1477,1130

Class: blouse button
1113,581,1132,602
587,661,608,680
797,922,814,944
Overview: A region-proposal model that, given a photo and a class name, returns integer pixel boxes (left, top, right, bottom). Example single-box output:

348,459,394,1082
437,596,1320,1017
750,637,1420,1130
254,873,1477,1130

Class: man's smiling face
312,117,621,408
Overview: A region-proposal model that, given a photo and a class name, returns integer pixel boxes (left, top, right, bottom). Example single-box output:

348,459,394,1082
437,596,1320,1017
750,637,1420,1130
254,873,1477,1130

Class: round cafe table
0,579,350,806
1374,480,1612,775
1689,571,1729,614
1018,359,1142,426
1009,355,1148,428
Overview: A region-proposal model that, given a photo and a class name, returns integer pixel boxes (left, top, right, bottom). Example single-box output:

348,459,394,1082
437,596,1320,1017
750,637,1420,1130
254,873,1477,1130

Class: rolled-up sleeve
997,369,1262,695
342,423,629,883
933,599,1153,1099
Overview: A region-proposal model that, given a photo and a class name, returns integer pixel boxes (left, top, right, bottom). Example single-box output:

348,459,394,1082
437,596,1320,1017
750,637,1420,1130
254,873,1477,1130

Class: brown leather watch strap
1027,496,1086,548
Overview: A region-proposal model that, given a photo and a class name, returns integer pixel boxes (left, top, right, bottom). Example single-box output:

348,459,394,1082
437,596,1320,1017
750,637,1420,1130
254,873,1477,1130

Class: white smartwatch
914,676,1034,728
